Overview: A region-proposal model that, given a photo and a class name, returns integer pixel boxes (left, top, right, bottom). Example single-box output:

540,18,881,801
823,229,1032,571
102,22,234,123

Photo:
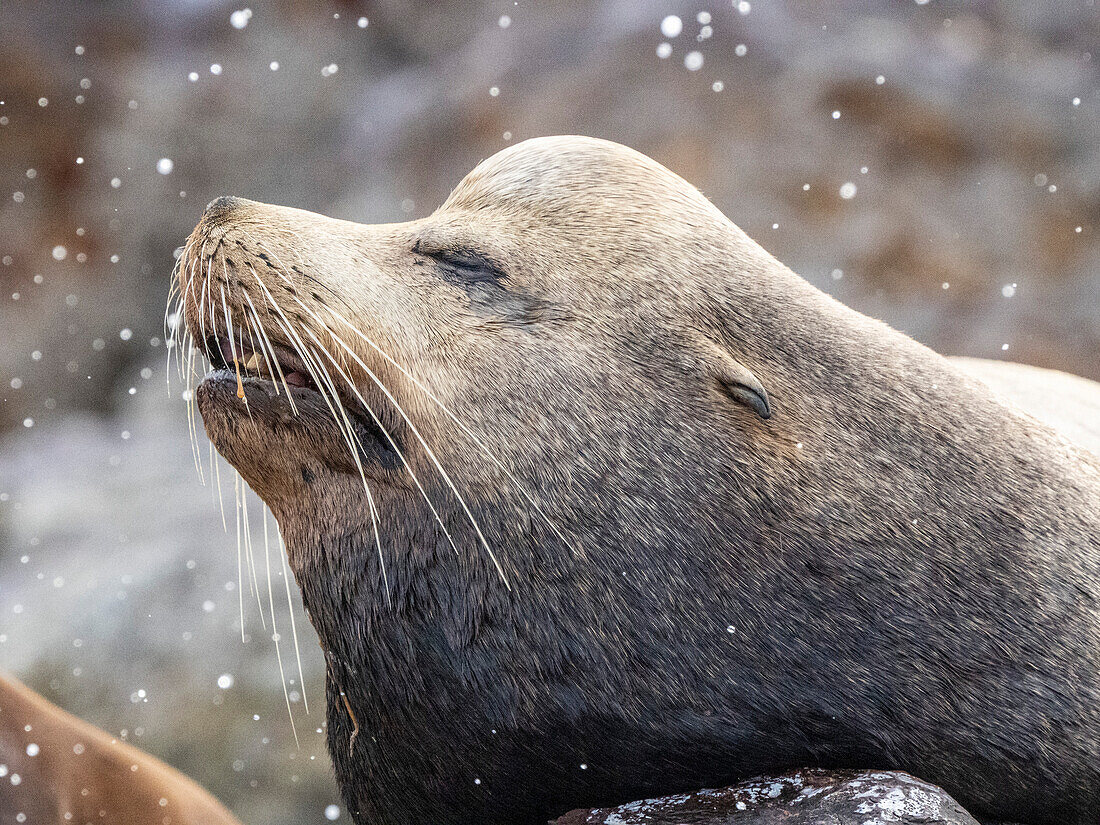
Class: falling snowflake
229,8,252,29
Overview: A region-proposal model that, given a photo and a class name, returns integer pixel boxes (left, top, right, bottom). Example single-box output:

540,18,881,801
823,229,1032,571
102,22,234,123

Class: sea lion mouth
195,328,398,462
203,332,321,394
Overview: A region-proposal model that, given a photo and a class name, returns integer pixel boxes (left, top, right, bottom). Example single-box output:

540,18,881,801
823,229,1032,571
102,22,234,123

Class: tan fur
950,357,1100,456
0,674,241,825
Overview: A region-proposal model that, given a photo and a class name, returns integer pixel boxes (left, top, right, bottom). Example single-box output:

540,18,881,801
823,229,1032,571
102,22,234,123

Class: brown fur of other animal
0,673,241,825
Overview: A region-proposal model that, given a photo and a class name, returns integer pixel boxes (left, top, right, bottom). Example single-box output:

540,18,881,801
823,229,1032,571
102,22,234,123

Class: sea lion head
180,136,784,593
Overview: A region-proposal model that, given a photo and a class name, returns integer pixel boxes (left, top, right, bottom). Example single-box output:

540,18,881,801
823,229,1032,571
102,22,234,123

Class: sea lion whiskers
187,259,216,480
219,283,249,409
232,265,386,579
161,246,308,727
185,343,207,483
238,266,313,722
233,471,246,641
240,476,268,629
241,291,285,400
306,324,468,579
257,290,377,508
163,246,186,383
294,331,391,603
298,324,462,560
324,303,572,550
206,260,309,727
273,281,509,585
276,522,309,714
263,508,302,745
212,438,228,532
238,232,506,584
164,241,211,484
239,256,465,574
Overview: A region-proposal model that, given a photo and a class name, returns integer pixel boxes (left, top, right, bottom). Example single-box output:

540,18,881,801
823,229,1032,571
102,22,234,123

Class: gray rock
553,769,980,825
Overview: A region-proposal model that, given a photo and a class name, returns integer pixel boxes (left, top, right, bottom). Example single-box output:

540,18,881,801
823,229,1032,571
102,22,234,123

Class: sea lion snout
203,195,246,220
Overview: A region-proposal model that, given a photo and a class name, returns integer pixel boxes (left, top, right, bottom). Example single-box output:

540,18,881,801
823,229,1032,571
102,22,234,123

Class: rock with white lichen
552,769,981,825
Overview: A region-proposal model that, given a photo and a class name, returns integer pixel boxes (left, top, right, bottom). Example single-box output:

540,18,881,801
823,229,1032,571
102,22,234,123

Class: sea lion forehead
440,135,720,222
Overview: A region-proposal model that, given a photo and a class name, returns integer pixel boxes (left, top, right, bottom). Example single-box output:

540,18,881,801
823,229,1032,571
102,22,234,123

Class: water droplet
229,8,252,29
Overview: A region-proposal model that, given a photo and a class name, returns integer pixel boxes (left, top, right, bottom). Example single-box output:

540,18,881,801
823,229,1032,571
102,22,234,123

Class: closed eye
413,240,508,284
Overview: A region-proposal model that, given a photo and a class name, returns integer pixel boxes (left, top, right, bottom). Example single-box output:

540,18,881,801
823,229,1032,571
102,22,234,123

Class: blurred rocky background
0,0,1097,822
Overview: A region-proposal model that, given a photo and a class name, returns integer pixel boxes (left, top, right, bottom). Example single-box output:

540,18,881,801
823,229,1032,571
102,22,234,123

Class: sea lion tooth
243,352,261,371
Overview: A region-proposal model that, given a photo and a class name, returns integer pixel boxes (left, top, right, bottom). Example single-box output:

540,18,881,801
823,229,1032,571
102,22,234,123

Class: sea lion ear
708,351,772,420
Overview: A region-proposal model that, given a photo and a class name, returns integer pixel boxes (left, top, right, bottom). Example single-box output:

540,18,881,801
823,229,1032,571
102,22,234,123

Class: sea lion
177,135,1100,825
0,673,242,825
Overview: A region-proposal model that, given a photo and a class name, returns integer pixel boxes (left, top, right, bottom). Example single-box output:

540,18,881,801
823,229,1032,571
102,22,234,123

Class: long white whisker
243,292,298,413
241,483,266,628
277,526,309,714
300,338,391,605
279,290,508,586
220,284,250,413
234,472,246,642
325,304,570,548
213,449,228,532
300,326,460,557
264,508,299,745
241,294,282,398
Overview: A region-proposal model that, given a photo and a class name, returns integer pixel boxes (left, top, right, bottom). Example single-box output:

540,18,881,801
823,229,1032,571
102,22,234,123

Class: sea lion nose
203,195,243,220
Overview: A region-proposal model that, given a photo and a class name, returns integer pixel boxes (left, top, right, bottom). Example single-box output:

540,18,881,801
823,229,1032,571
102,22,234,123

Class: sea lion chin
176,135,1100,825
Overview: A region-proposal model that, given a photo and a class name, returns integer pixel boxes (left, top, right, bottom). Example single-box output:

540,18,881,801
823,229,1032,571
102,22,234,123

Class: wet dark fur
189,137,1100,825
